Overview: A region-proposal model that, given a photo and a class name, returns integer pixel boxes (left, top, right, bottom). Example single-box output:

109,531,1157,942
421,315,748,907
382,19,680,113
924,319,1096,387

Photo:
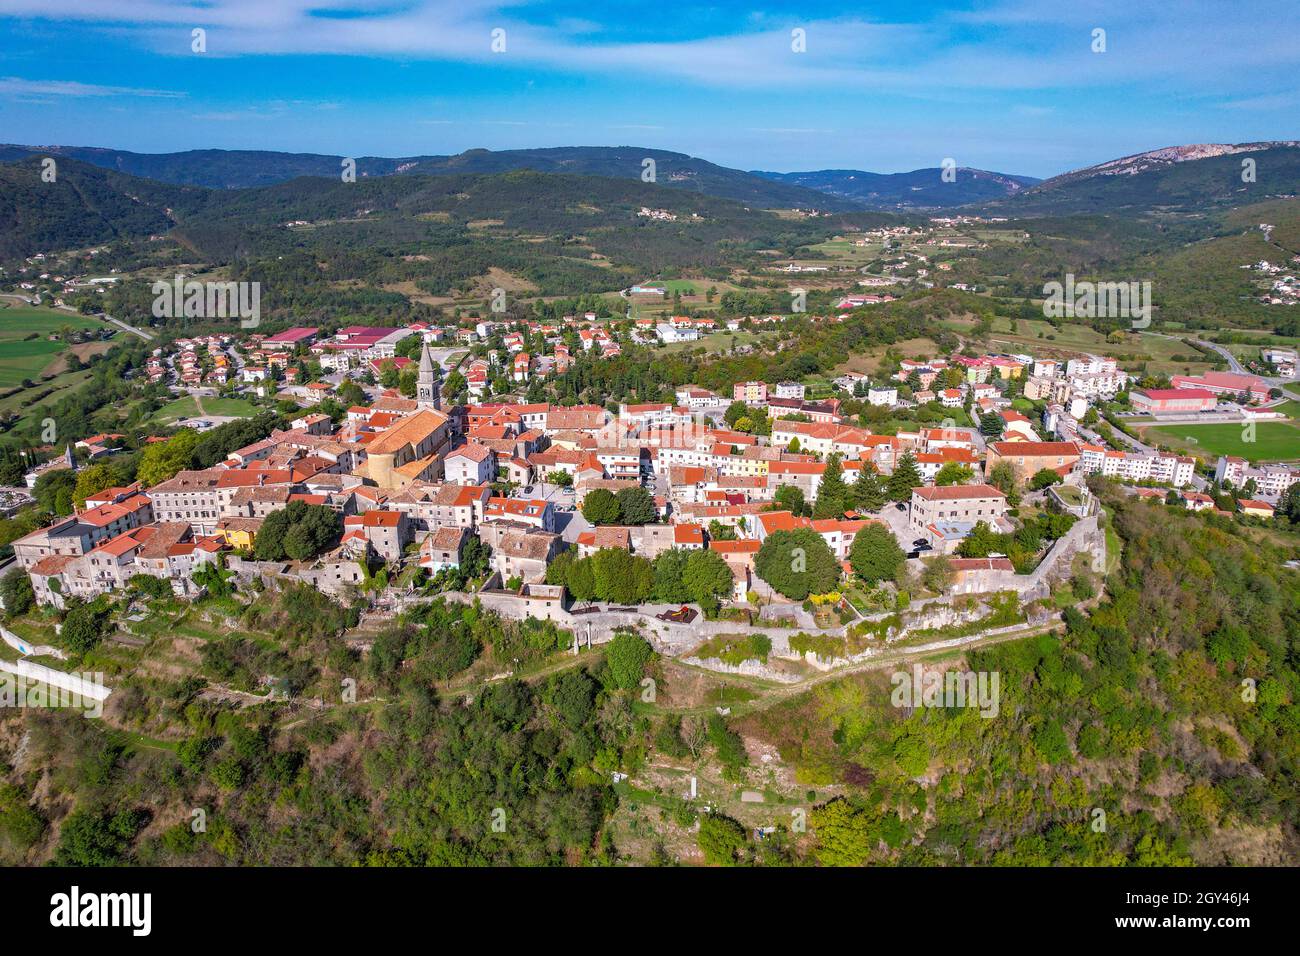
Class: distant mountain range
6,141,1295,219
3,140,1299,264
0,153,904,270
751,167,1041,209
0,144,859,211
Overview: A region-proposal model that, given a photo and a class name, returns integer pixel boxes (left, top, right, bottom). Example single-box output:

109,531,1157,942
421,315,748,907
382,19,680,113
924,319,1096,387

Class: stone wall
950,513,1105,602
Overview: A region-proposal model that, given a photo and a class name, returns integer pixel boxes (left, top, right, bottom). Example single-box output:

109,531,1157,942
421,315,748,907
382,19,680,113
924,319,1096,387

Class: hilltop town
7,308,1298,636
2,132,1300,875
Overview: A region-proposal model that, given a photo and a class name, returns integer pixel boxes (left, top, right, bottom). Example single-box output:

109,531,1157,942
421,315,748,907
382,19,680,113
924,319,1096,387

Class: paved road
1190,337,1300,398
103,313,155,341
1191,338,1248,375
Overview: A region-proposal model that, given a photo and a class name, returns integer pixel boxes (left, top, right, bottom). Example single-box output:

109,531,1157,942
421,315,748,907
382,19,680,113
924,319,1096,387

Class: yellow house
989,358,1025,379
1238,499,1275,519
216,517,262,550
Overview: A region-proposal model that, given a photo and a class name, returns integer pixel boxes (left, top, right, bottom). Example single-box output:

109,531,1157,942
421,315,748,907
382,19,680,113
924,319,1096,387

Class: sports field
1143,420,1300,462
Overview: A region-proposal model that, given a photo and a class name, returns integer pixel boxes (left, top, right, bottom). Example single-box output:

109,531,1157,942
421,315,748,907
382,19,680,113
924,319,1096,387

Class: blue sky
0,0,1296,177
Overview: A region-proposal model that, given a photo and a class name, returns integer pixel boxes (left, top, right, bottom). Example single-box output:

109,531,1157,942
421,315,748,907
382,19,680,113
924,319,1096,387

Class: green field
151,394,261,424
1143,420,1300,462
659,329,760,354
0,304,108,388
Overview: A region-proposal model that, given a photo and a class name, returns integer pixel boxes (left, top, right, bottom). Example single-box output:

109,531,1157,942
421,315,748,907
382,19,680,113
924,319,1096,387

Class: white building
867,386,898,407
656,323,699,344
1079,445,1196,487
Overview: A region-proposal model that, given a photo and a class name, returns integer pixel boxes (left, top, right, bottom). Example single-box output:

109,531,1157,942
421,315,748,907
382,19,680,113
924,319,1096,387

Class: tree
723,400,749,428
53,808,147,866
707,519,737,541
813,453,849,519
979,412,1005,438
754,528,840,601
33,468,77,516
988,461,1018,496
337,379,367,408
615,486,657,525
887,451,922,502
254,501,342,561
682,548,735,611
1029,468,1063,491
461,536,491,578
567,557,597,602
920,554,955,593
809,798,874,866
772,484,807,517
0,569,34,617
1277,481,1300,523
581,488,621,525
933,462,974,486
852,466,888,512
137,428,201,487
128,573,172,599
651,549,691,604
60,600,110,654
546,470,573,487
849,524,906,585
955,521,1006,559
590,548,653,604
680,714,707,760
697,813,747,866
605,631,653,690
192,557,235,599
72,462,119,509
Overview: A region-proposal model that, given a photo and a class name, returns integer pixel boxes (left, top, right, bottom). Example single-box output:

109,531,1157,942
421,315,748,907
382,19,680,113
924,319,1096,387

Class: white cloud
0,0,1294,99
0,76,185,98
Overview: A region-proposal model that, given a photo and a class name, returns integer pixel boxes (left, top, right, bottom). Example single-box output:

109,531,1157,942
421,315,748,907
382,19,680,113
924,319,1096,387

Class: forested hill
0,144,858,211
0,156,197,261
979,142,1300,216
0,155,907,277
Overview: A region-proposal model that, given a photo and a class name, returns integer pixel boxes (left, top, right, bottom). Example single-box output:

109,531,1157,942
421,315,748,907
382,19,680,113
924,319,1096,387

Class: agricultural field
1142,419,1300,462
0,302,110,387
798,237,886,265
623,278,743,318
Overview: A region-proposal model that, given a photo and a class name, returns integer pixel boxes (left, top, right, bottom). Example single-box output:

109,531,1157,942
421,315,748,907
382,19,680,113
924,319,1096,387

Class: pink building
1130,387,1218,414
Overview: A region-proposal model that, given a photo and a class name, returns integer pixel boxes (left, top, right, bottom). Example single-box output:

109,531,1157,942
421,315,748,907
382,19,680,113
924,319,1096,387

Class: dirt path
666,619,1066,719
